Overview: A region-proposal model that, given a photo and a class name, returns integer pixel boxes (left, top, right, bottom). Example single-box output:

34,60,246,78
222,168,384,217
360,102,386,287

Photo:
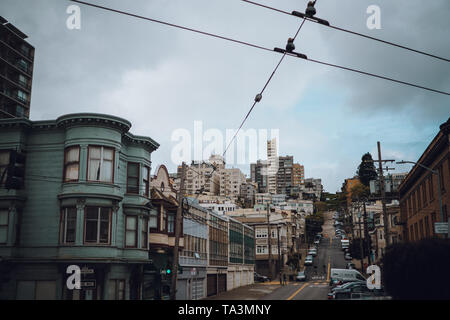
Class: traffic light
5,150,26,190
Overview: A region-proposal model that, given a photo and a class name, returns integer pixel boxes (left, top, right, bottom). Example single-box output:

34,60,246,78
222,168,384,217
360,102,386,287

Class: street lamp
397,160,445,232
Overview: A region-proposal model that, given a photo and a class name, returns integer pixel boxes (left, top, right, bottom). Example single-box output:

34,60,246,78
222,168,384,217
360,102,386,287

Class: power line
70,0,449,97
240,0,450,63
70,0,272,53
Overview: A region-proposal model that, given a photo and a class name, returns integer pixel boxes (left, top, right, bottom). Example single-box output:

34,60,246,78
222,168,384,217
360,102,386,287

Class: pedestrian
283,273,287,285
279,272,283,285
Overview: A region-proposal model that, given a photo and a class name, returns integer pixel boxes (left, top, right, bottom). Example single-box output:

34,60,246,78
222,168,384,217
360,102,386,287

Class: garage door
207,274,217,297
218,274,227,294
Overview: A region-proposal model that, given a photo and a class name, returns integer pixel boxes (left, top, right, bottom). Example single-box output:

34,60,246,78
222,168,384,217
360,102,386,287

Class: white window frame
87,146,114,183
60,207,77,244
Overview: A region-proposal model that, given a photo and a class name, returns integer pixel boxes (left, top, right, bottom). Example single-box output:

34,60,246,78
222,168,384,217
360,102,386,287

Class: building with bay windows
0,113,159,300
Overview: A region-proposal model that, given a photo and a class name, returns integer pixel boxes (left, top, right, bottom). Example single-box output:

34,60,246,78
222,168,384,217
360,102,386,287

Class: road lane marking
327,257,331,282
287,282,308,300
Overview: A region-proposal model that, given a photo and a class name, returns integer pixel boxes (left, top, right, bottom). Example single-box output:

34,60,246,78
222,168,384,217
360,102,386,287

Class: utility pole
363,201,372,265
266,203,273,279
358,210,364,274
277,224,281,275
377,141,391,249
170,162,185,300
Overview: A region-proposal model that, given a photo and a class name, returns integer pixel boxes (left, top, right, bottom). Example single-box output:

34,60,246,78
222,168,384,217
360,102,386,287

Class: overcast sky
1,0,449,193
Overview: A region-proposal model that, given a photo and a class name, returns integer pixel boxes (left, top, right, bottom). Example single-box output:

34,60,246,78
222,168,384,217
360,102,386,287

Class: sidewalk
202,282,282,300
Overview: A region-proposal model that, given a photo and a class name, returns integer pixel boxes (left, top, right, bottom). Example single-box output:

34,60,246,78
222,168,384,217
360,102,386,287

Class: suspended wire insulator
254,93,262,102
305,1,317,17
286,38,295,53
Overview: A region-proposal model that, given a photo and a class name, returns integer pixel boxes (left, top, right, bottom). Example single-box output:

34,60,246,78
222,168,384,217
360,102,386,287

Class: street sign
80,267,94,274
434,222,448,234
81,280,96,289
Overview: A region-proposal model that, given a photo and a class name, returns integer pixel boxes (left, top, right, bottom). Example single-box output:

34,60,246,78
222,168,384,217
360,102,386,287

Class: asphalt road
262,211,347,300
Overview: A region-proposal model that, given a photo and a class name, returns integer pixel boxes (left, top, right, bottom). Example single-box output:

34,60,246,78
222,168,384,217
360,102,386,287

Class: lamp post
397,160,445,237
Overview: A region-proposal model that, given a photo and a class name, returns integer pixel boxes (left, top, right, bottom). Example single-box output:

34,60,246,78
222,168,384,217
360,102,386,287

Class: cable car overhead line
69,0,273,54
239,0,450,63
222,17,307,158
70,0,450,96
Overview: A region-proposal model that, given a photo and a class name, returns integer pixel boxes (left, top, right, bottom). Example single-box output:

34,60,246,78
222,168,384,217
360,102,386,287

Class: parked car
254,272,269,282
346,262,356,269
304,255,314,266
296,271,307,282
308,248,317,256
314,239,320,245
344,253,352,260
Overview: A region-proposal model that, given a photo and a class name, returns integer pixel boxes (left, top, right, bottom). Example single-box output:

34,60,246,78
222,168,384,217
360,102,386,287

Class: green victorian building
0,113,159,300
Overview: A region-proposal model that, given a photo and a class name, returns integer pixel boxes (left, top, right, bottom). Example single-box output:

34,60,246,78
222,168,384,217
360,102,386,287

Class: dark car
331,282,385,300
254,273,269,282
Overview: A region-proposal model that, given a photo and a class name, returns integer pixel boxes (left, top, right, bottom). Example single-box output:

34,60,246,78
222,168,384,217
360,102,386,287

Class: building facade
177,198,208,300
399,118,449,242
0,16,34,118
0,113,159,300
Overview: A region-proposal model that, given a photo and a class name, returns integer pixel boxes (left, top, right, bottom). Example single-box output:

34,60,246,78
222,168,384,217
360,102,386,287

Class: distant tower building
0,16,34,118
267,138,278,194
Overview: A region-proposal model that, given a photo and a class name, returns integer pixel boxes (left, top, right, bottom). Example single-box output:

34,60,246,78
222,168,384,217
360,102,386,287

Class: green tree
357,153,378,187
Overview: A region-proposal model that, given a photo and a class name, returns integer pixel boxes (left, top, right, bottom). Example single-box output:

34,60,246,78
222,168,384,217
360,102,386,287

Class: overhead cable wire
240,0,450,63
70,1,450,96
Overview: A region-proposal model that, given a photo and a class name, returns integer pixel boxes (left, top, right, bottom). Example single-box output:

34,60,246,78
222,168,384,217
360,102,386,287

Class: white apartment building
219,168,246,200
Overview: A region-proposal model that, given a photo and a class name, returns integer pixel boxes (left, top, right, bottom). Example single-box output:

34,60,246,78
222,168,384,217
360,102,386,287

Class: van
329,268,366,286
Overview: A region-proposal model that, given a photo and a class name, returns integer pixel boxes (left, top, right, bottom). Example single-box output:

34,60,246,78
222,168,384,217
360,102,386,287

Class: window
141,217,148,249
429,175,434,201
417,186,422,210
87,146,114,182
127,162,139,194
0,150,9,185
64,146,80,181
256,245,267,254
419,219,424,240
125,216,137,248
60,207,77,244
0,209,8,244
438,164,445,192
414,223,419,241
84,207,111,244
17,90,28,103
410,225,414,241
256,229,267,238
149,209,158,230
431,212,436,236
143,166,150,197
424,216,430,238
108,280,125,300
422,182,427,206
168,212,175,234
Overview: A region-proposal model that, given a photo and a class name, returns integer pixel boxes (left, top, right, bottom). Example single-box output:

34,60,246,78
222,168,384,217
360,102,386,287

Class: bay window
149,208,158,230
0,209,8,244
64,146,80,181
84,207,111,244
125,216,137,248
141,217,148,249
0,150,10,185
60,207,77,244
167,212,175,234
126,162,139,194
143,165,150,197
87,146,114,183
